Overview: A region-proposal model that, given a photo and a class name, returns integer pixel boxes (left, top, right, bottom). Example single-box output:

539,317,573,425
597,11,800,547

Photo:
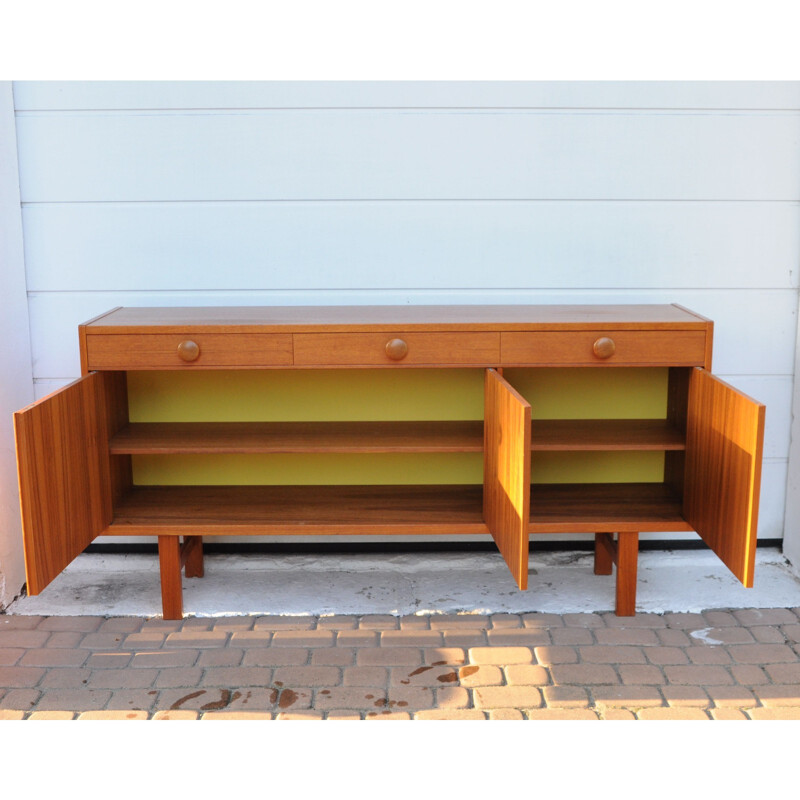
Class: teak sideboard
13,305,765,619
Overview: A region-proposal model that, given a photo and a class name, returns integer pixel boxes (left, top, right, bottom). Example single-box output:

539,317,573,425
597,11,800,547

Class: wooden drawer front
294,332,500,366
86,333,294,369
501,330,707,366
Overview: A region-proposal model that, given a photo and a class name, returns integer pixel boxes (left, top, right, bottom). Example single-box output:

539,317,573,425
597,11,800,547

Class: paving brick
364,711,411,720
764,663,800,683
486,629,551,646
473,686,543,709
39,668,91,689
0,630,50,648
202,711,274,719
335,630,379,647
141,619,183,632
733,608,799,626
0,648,24,666
165,631,230,648
706,686,758,707
35,689,112,711
550,664,619,685
636,708,710,720
391,664,459,687
594,628,660,646
488,709,524,719
271,630,335,647
660,686,710,707
664,665,734,685
750,626,786,644
131,649,197,668
324,710,363,719
0,616,43,630
688,626,755,645
645,647,689,666
435,687,471,709
551,627,594,646
358,615,399,630
122,632,168,649
19,648,88,668
728,644,797,664
153,710,199,720
534,646,578,664
522,613,565,628
458,665,503,687
504,665,551,686
543,685,591,708
423,648,466,665
48,632,86,648
86,652,133,669
88,668,158,689
98,618,145,634
702,610,739,627
600,710,636,720
685,646,732,665
563,613,605,628
38,616,105,632
710,709,748,720
429,614,489,629
28,711,76,720
578,645,646,664
619,665,666,685
180,618,215,630
316,615,358,629
356,647,421,667
602,613,666,629
398,615,431,629
0,666,46,687
78,633,127,650
198,648,245,667
272,665,341,687
592,686,664,707
77,710,149,720
527,709,599,720
415,709,486,720
315,687,388,711
202,667,276,686
662,613,708,628
312,648,355,666
372,631,437,648
342,666,387,686
468,646,533,666
656,629,692,647
253,615,316,630
154,668,204,688
385,687,435,711
210,618,256,632
227,686,312,711
490,614,523,628
242,647,309,667
0,689,40,710
278,711,326,719
730,664,770,685
747,707,800,720
443,631,488,647
107,690,159,711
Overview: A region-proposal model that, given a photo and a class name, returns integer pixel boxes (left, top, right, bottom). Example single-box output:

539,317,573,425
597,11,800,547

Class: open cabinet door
484,369,531,590
683,368,765,587
14,372,117,594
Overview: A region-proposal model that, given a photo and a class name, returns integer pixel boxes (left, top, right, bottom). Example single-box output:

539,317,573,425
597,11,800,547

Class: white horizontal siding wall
10,80,800,557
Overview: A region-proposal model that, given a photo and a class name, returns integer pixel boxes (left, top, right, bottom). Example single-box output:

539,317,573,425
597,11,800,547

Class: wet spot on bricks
407,666,433,677
278,689,298,709
170,690,206,709
460,666,480,678
436,671,458,683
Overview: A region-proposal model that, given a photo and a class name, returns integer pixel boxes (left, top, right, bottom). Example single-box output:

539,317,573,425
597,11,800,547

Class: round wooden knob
592,337,616,359
177,340,201,362
385,338,409,360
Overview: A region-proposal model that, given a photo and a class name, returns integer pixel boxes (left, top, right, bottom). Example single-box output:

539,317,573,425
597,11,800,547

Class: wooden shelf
105,484,488,535
531,420,685,451
529,483,691,533
110,421,484,454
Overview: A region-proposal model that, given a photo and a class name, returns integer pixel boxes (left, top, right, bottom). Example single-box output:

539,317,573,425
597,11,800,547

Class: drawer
293,332,500,366
501,330,707,366
85,333,294,369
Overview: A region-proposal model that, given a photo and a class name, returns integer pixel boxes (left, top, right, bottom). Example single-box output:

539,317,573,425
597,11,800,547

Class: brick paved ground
2,607,800,720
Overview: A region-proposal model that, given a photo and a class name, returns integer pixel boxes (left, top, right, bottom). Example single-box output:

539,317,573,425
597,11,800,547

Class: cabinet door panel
683,369,765,587
484,369,531,589
14,372,114,594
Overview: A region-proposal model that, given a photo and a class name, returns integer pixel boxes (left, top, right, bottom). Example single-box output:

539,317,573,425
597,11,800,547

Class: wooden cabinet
13,305,765,619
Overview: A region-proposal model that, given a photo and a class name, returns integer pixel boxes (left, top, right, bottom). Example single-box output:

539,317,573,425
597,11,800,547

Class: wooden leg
158,536,183,620
182,536,204,578
594,533,614,575
615,532,639,617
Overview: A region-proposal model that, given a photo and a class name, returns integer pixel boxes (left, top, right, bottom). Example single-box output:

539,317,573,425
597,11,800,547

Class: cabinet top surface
84,304,710,333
